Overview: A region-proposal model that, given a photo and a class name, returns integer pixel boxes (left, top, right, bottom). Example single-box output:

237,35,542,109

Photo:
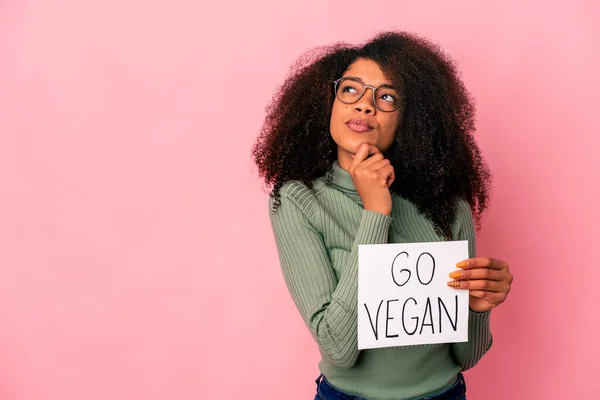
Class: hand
447,257,513,313
348,143,395,216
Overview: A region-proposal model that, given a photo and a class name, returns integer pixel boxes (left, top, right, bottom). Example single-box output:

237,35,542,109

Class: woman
253,31,513,400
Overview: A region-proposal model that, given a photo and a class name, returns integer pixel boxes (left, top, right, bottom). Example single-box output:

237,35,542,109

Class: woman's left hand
448,257,513,313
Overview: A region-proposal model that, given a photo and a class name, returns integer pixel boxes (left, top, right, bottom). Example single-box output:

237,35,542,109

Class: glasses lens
375,86,401,112
336,78,364,104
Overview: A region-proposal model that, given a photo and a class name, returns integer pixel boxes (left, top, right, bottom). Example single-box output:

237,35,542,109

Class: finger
366,144,382,156
363,158,390,172
449,268,506,281
469,291,507,305
349,143,371,172
381,164,395,187
356,145,383,169
447,279,509,292
456,257,507,270
379,164,394,180
387,164,395,187
359,153,385,169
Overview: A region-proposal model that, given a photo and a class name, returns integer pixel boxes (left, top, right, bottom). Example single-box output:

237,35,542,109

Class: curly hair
252,31,491,239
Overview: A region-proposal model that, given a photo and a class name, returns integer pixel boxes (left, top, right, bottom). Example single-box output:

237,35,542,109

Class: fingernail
447,281,461,288
449,271,462,279
456,260,469,268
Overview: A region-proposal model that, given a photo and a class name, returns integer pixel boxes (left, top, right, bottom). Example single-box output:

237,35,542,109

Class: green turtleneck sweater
268,161,492,400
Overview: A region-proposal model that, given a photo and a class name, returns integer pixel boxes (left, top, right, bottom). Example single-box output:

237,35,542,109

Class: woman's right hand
348,143,395,216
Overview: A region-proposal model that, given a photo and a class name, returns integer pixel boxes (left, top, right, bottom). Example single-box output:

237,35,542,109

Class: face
329,58,401,170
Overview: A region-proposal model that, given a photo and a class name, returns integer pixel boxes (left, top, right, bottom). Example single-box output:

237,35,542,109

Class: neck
336,149,353,171
330,160,357,192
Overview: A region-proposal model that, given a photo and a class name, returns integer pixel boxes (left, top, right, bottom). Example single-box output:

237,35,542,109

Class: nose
354,86,376,114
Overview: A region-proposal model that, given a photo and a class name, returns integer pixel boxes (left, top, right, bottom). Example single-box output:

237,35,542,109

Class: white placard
358,241,469,350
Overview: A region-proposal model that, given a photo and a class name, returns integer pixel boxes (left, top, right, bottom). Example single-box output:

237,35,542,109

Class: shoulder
451,197,475,236
455,197,472,216
268,180,322,219
281,180,316,201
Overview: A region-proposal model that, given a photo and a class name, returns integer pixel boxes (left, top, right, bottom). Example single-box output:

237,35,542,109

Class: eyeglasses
333,77,401,112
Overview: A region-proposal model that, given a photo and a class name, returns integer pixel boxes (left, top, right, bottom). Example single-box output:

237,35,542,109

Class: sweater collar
330,160,357,192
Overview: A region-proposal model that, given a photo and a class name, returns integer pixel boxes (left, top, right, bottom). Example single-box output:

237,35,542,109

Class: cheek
380,118,399,145
330,103,348,130
330,102,346,119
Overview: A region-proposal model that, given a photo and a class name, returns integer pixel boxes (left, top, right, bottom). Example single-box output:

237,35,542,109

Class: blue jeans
314,372,467,400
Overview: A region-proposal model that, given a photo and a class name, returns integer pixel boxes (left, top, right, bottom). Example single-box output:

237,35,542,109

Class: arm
269,184,392,368
450,199,493,371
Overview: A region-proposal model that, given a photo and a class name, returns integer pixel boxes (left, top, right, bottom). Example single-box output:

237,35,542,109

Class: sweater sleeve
269,184,392,368
450,199,493,371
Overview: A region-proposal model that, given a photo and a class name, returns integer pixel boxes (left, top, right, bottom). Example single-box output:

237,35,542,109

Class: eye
380,93,397,103
342,85,358,93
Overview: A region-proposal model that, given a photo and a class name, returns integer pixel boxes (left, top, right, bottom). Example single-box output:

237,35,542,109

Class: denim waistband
315,372,466,400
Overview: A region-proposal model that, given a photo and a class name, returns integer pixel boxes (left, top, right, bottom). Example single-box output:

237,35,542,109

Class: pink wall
1,1,598,399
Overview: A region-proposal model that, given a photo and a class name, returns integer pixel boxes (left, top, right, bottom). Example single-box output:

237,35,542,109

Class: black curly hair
253,31,491,239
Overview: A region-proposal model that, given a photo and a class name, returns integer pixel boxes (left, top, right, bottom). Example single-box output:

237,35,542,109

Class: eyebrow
343,76,397,89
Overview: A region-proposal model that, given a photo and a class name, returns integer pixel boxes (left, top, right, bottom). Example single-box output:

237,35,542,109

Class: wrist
363,204,391,217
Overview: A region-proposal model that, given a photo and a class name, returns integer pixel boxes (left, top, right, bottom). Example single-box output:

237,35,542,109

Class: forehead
342,58,392,86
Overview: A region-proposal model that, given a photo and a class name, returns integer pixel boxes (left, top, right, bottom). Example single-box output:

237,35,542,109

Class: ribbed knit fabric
269,161,493,400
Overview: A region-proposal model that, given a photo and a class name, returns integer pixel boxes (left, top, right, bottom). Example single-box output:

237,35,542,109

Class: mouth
346,119,374,133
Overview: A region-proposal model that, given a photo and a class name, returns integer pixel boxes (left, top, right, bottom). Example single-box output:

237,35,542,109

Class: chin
352,141,378,152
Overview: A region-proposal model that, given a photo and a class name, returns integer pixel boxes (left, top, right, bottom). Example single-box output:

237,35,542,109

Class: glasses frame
333,77,401,113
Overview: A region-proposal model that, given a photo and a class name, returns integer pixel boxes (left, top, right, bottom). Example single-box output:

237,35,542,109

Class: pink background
1,1,599,399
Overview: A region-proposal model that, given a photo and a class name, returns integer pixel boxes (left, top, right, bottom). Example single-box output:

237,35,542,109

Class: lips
346,119,374,133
